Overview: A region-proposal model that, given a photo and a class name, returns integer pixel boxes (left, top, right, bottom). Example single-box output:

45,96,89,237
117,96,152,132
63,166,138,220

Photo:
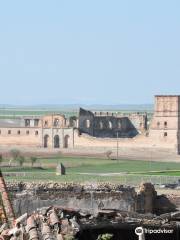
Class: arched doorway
44,135,49,148
64,135,70,148
54,135,60,148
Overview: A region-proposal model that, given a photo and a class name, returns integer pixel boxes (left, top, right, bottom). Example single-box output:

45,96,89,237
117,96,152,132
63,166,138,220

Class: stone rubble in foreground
0,206,180,240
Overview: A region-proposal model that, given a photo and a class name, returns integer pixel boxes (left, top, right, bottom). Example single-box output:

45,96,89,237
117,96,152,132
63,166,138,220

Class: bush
97,234,113,240
30,156,37,167
10,149,21,161
64,235,76,240
16,156,25,167
105,150,113,160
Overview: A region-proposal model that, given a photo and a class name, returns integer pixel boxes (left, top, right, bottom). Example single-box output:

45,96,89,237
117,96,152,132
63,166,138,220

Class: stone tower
150,95,180,153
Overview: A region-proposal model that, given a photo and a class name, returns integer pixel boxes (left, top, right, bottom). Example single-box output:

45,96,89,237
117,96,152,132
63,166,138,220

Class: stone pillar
56,163,66,175
137,182,157,214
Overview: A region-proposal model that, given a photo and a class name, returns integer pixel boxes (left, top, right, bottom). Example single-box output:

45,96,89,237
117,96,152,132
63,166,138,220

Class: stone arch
85,119,90,128
99,121,103,129
44,134,49,148
54,118,60,127
54,135,60,148
108,121,112,129
118,120,121,129
64,135,70,148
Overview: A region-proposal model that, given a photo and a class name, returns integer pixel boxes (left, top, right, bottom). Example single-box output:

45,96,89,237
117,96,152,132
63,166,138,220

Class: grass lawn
2,156,180,183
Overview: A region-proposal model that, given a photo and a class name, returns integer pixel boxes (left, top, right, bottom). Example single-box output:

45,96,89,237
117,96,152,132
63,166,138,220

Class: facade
78,108,147,138
149,95,180,154
0,114,74,148
0,95,180,154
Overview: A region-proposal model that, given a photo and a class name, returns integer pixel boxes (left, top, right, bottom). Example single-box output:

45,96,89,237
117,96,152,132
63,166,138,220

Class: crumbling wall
6,182,177,218
78,108,147,138
136,182,157,213
7,183,137,216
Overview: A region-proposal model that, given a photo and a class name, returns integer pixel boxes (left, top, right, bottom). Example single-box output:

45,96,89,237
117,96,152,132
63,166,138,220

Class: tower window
164,121,167,128
26,130,29,135
164,132,168,137
17,130,21,135
35,131,38,135
8,130,11,134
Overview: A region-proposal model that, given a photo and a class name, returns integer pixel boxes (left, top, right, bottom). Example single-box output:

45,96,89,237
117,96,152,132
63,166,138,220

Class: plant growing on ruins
64,235,76,240
97,233,113,240
30,156,37,167
105,150,113,160
16,155,25,167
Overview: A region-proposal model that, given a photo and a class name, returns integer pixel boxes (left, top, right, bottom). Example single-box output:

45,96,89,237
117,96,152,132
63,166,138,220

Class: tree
9,149,21,166
105,150,113,160
30,156,37,167
16,156,25,167
10,149,21,161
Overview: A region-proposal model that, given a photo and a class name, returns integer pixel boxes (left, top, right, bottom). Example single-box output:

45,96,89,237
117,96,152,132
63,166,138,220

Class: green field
2,157,180,184
0,106,153,119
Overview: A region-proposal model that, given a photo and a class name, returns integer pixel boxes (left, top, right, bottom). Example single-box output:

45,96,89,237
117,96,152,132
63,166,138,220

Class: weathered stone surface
137,182,157,214
78,108,147,138
56,163,66,175
4,182,178,218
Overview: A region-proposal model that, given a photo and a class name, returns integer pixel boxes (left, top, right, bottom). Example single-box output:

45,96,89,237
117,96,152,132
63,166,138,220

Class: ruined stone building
0,95,180,154
149,95,180,154
0,114,74,148
78,108,147,138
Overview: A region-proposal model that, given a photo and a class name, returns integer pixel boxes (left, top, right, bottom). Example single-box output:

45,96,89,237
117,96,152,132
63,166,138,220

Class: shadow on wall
155,195,177,215
78,108,139,138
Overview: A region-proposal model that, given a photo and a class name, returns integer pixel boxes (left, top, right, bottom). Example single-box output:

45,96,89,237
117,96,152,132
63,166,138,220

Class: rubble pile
0,206,179,240
6,181,135,193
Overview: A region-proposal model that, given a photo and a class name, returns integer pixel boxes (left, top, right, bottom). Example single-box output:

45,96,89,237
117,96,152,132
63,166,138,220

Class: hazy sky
0,1,180,105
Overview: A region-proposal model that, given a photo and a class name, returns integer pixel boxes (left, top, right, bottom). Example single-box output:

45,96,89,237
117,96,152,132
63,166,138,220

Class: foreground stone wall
6,182,174,218
8,183,137,216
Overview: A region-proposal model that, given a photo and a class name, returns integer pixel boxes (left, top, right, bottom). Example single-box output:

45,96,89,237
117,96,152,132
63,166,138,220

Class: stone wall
78,108,147,138
6,182,171,218
0,127,42,147
8,183,137,216
149,95,180,154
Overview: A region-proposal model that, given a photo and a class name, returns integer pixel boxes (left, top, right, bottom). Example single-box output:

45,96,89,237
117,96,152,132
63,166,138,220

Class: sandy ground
0,145,180,162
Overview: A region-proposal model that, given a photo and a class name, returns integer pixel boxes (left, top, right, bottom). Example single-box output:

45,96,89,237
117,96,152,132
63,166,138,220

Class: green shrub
16,156,25,167
30,156,37,167
97,233,113,240
10,149,21,161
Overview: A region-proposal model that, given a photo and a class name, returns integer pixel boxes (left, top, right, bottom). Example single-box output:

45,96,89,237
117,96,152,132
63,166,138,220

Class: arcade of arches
43,134,70,148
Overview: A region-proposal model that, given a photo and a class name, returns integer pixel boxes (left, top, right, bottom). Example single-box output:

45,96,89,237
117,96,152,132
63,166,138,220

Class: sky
0,0,180,105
